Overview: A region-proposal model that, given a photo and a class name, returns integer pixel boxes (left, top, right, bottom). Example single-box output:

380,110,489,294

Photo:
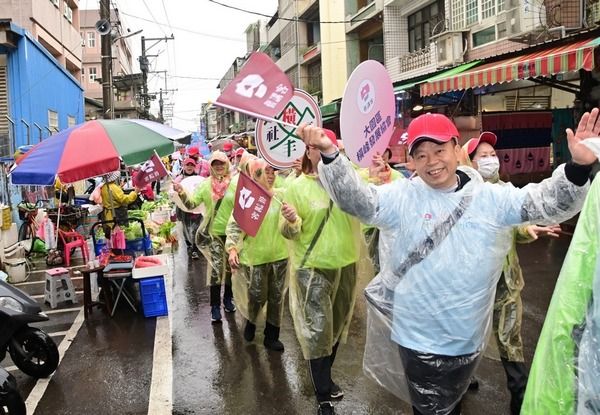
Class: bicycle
17,199,49,242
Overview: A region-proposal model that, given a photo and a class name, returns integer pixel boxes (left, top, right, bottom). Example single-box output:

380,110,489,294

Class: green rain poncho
280,173,365,360
178,151,235,285
225,155,289,326
181,177,236,237
225,188,287,266
522,175,600,415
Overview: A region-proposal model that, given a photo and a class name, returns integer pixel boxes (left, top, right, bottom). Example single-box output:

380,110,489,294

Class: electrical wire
207,0,379,24
119,11,351,46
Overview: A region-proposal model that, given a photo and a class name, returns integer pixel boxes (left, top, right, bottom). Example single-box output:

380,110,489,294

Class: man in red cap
295,109,600,415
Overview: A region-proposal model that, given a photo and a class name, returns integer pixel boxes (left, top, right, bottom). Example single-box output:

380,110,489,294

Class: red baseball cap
223,142,233,152
407,113,459,154
464,132,498,157
187,146,199,156
183,157,196,166
323,128,338,148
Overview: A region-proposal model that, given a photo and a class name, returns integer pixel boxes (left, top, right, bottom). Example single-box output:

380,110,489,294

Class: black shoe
330,383,344,400
264,338,284,351
468,377,479,391
243,321,256,342
263,322,284,351
317,401,335,415
191,251,200,260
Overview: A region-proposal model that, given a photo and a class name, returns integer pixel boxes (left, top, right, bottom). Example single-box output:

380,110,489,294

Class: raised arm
500,109,600,226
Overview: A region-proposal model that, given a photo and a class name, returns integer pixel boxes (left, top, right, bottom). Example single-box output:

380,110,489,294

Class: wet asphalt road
3,233,572,414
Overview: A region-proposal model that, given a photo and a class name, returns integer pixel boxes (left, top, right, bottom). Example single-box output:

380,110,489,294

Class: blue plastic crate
126,238,145,252
94,240,107,256
139,277,168,318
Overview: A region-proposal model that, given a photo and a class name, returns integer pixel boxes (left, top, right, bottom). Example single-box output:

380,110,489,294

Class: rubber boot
243,320,256,341
263,322,284,351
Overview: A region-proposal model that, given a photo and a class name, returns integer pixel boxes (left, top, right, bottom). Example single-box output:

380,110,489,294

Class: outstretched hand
526,224,562,240
296,124,336,154
566,107,600,165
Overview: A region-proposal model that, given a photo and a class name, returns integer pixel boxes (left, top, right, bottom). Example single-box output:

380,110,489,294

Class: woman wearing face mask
465,132,561,415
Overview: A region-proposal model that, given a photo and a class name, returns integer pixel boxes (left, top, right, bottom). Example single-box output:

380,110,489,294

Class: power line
120,11,246,42
120,11,352,46
207,0,378,24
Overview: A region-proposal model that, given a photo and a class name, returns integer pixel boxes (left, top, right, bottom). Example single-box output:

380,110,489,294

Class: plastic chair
58,229,89,266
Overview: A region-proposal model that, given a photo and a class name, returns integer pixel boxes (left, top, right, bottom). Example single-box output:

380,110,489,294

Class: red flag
133,153,168,188
233,172,272,237
215,52,294,119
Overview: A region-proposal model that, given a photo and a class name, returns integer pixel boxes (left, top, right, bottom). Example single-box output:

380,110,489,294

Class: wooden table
79,265,111,318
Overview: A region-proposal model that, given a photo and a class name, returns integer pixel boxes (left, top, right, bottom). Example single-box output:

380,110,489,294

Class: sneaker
317,401,335,415
330,383,344,400
223,297,236,313
211,305,222,323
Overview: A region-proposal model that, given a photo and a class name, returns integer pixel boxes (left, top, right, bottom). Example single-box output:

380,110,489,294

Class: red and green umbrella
11,119,186,185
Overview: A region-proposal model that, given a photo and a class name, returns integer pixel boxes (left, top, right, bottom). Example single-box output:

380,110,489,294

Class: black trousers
209,284,233,307
308,342,340,402
501,357,528,415
398,345,478,415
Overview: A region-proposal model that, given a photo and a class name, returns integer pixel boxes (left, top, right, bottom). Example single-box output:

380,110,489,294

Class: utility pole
138,35,174,120
100,0,113,119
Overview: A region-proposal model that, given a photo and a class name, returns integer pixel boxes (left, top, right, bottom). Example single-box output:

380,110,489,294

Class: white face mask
476,156,500,179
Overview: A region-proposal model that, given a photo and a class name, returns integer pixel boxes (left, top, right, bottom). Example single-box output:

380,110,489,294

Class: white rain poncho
318,155,589,414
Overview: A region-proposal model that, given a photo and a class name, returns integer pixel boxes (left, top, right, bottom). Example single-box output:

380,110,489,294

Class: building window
87,32,96,48
48,110,59,133
67,115,76,128
408,0,444,52
50,0,60,7
472,22,507,47
64,4,73,22
89,67,97,82
452,0,505,29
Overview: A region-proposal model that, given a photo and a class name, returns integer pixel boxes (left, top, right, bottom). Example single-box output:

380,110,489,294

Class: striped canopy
420,37,600,96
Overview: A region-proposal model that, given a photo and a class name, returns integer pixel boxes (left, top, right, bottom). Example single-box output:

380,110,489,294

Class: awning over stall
420,37,600,96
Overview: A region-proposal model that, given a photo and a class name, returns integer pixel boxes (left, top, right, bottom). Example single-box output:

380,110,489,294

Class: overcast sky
82,0,279,132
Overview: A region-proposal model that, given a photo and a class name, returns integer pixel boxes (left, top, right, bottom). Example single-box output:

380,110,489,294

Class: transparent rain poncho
179,152,236,285
522,173,600,415
318,155,588,414
225,155,290,326
280,173,370,360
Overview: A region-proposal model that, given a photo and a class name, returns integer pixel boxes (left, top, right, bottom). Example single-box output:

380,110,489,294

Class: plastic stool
44,267,78,309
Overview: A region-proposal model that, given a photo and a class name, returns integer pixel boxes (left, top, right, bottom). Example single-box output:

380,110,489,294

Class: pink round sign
340,60,395,167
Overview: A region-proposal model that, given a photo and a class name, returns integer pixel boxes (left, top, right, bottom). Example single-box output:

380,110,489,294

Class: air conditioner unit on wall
588,2,600,26
435,32,464,68
505,0,546,37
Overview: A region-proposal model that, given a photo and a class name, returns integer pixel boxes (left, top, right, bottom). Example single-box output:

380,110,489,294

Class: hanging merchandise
44,218,56,250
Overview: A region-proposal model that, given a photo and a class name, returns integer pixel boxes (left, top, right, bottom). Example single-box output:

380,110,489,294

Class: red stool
58,230,89,266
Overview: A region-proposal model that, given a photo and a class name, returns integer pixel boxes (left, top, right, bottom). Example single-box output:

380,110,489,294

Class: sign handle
211,100,298,130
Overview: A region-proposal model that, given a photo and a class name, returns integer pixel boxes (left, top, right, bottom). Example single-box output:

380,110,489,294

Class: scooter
0,367,25,414
0,279,59,378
